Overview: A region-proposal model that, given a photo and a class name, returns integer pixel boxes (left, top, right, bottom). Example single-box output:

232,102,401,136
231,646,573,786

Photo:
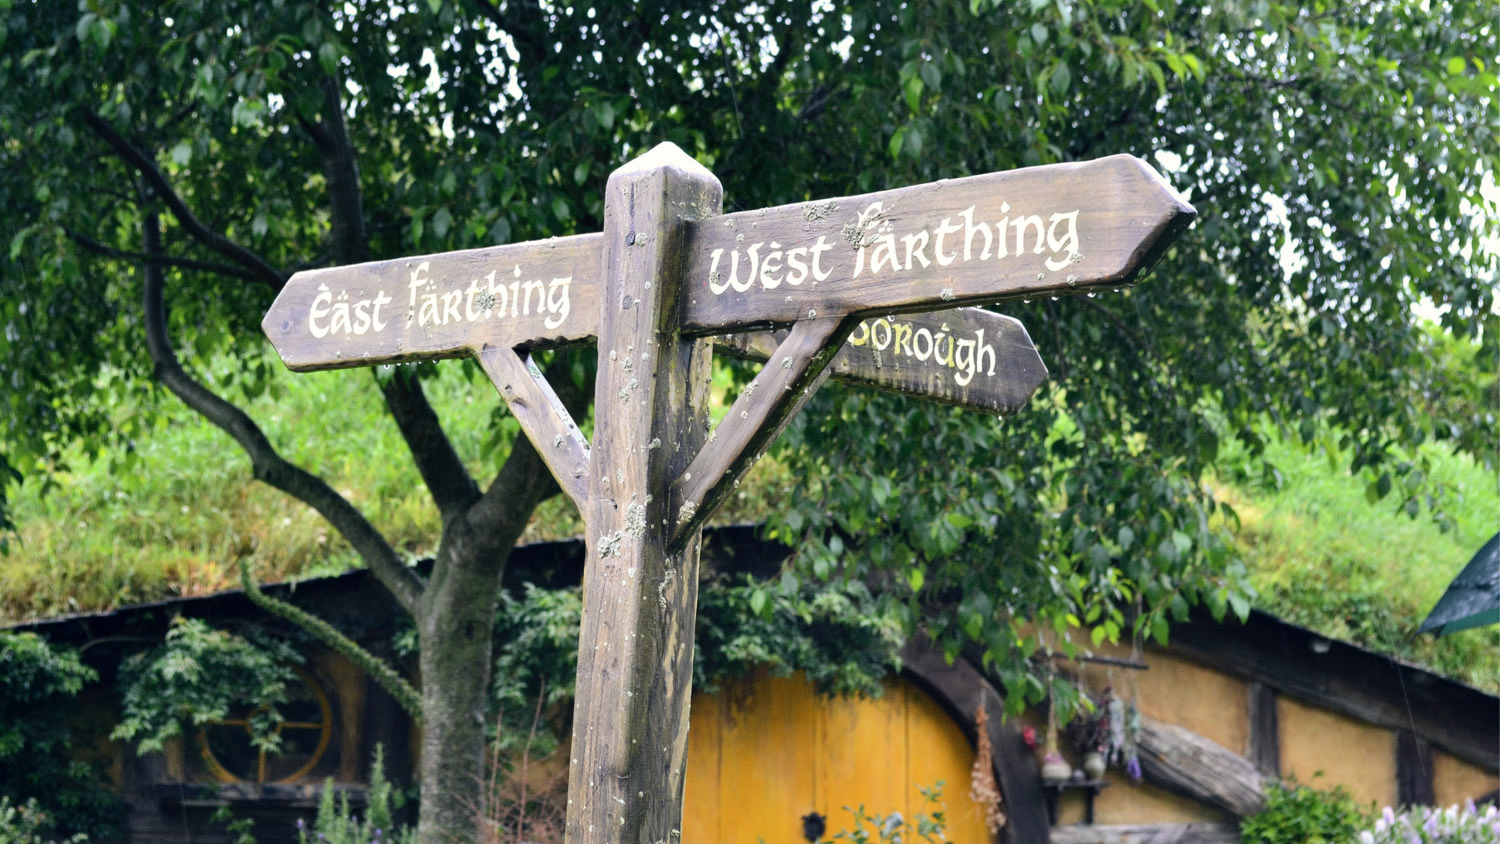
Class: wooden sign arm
667,314,857,552
477,344,592,514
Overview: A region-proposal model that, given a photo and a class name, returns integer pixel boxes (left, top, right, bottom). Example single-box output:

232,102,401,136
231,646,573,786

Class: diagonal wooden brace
667,314,858,552
476,344,592,515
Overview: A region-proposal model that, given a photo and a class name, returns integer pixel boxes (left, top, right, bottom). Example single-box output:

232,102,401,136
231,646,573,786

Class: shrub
0,633,119,840
0,797,88,844
1239,776,1373,844
113,617,301,754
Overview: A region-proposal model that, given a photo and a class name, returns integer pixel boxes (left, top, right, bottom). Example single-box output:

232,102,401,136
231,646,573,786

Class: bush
1239,777,1373,844
0,798,88,844
0,633,119,840
1360,802,1500,844
113,617,301,754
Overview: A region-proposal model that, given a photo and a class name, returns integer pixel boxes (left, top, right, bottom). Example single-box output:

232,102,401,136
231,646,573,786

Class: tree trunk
416,540,507,844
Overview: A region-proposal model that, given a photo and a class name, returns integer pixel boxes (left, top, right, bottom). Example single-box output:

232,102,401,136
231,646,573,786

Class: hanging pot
1040,753,1073,784
1081,750,1107,780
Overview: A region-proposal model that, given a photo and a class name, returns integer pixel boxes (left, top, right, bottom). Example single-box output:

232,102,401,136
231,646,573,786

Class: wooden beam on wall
1396,731,1435,807
1247,682,1280,777
1137,717,1266,818
1050,823,1241,844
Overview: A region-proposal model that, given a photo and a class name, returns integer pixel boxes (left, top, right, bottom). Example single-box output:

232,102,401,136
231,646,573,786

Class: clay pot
1082,750,1107,780
1040,753,1073,784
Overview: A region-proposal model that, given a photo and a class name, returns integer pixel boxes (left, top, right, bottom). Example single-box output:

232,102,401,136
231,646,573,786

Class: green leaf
1118,525,1135,551
908,567,925,593
1446,56,1466,76
1050,61,1071,94
1030,23,1048,46
919,61,941,94
903,73,924,112
169,141,193,166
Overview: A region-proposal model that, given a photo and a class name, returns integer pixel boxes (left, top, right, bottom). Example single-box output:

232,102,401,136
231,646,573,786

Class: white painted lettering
934,216,960,266
785,247,809,286
1045,210,1080,270
871,234,900,274
308,287,333,338
545,277,572,329
759,243,784,289
960,206,992,261
810,236,834,281
902,231,932,270
1012,214,1045,256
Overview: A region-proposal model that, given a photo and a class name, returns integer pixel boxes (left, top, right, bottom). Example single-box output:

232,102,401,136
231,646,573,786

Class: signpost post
263,143,1194,844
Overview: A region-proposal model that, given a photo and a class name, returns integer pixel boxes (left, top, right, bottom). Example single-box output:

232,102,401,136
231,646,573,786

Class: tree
2,1,1495,842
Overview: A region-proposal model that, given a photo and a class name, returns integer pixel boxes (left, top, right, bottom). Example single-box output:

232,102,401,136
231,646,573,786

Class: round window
198,667,333,784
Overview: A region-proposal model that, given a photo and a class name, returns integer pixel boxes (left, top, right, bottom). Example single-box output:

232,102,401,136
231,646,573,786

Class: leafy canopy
1,0,1496,726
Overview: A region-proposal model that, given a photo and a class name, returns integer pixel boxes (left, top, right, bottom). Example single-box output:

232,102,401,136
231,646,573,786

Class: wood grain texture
263,234,602,370
476,346,591,513
720,307,1048,415
1049,823,1241,844
566,142,721,844
1246,682,1279,777
264,155,1191,372
668,315,853,551
679,154,1195,331
1137,718,1265,818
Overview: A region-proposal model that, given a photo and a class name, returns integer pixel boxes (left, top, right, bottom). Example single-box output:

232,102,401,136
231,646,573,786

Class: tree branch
379,372,481,521
66,225,261,282
140,207,423,614
298,69,479,518
81,110,288,291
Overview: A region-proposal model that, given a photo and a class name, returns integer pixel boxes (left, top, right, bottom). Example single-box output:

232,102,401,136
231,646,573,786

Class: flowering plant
1359,801,1500,844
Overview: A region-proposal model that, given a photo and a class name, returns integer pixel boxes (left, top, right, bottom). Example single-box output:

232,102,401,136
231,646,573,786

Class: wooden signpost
263,144,1193,844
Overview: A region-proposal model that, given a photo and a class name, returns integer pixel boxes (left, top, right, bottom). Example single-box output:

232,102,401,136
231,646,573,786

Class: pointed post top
608,141,721,189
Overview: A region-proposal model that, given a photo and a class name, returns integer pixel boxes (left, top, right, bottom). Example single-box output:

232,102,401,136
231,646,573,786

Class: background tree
2,1,1495,842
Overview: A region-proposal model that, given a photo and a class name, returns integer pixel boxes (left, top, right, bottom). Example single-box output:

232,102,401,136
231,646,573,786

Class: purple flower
1125,753,1142,782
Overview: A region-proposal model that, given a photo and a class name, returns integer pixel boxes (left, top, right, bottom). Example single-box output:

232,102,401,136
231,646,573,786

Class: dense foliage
2,0,1495,839
113,617,302,754
1239,777,1374,844
462,576,904,758
0,634,118,841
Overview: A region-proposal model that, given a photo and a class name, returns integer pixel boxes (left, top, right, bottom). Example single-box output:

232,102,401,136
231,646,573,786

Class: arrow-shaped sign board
720,308,1047,416
262,153,1191,370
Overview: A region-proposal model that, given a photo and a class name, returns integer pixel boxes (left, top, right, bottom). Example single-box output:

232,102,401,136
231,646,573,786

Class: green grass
2,355,1496,696
0,354,790,622
1219,430,1500,693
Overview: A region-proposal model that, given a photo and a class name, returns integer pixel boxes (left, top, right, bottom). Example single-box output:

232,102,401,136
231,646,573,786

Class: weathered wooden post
262,141,1194,844
564,145,720,842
